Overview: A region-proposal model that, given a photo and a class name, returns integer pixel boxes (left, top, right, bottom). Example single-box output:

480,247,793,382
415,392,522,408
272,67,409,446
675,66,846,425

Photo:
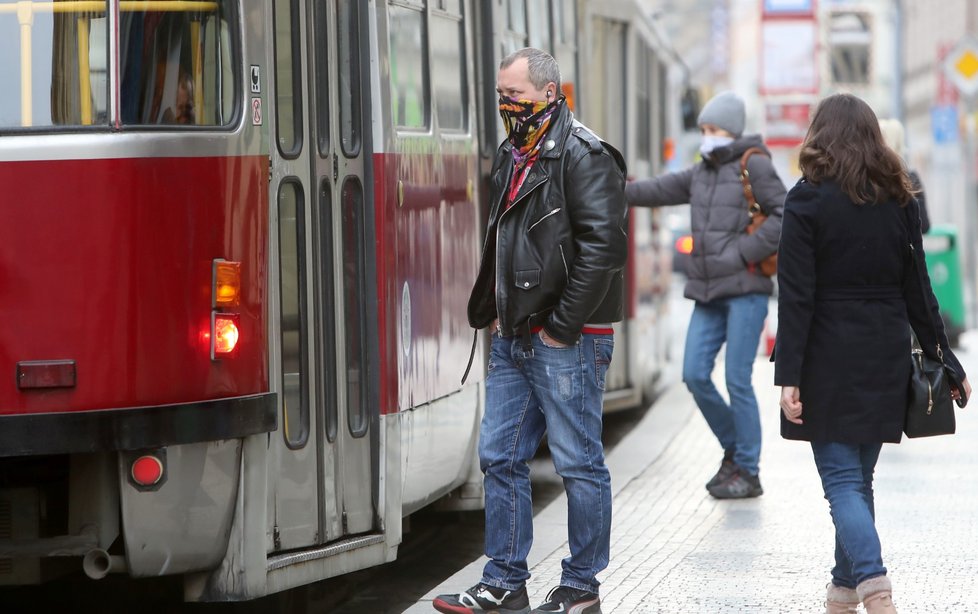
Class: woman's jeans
811,441,887,588
682,293,768,475
479,332,614,594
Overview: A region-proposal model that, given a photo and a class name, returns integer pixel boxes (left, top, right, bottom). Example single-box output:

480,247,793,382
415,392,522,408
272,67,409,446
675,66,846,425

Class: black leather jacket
467,104,628,345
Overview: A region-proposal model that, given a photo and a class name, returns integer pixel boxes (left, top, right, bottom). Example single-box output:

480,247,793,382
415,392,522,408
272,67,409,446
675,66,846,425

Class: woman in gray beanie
626,90,785,498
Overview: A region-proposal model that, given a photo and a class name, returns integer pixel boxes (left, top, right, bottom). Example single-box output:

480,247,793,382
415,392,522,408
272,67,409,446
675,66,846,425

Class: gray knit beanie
697,91,746,137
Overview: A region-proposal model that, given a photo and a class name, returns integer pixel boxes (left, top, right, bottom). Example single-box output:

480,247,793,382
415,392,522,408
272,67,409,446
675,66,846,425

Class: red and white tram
0,0,680,601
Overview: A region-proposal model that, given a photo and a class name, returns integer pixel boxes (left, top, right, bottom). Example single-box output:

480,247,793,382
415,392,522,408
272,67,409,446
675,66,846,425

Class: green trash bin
922,224,965,348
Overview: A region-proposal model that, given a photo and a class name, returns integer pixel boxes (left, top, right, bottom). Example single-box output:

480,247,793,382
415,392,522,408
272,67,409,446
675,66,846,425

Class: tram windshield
0,0,236,130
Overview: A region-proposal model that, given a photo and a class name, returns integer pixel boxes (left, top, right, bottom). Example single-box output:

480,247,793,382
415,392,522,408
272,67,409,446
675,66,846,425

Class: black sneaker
433,582,531,614
707,466,763,499
705,450,736,490
531,585,601,613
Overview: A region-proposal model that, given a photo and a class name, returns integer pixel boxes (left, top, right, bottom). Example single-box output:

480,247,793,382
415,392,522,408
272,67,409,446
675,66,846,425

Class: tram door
268,0,375,553
586,15,632,396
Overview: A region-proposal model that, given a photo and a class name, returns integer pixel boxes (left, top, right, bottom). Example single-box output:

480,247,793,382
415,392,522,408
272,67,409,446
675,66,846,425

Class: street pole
893,0,904,121
965,96,978,329
968,6,978,329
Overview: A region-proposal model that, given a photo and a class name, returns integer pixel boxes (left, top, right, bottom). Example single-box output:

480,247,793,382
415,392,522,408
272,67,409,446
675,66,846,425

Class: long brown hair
799,93,914,205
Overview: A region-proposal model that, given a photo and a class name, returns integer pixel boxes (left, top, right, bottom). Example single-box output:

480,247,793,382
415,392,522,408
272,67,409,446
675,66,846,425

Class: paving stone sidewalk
408,337,978,613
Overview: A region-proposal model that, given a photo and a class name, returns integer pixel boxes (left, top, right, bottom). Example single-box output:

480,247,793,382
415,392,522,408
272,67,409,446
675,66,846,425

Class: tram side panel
0,0,273,589
374,1,486,516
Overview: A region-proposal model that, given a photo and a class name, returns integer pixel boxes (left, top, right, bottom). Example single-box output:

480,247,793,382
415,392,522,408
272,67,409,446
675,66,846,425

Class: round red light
131,455,164,486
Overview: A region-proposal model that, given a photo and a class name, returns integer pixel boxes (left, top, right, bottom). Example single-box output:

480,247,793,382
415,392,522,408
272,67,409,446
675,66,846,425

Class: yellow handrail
18,2,32,126
0,1,219,14
77,15,92,125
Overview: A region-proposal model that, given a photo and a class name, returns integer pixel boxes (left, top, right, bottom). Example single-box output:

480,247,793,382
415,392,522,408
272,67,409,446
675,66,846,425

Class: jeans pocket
593,338,614,391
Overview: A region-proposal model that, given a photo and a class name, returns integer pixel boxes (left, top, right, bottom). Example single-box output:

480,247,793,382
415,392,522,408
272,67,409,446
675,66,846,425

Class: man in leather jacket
434,48,626,614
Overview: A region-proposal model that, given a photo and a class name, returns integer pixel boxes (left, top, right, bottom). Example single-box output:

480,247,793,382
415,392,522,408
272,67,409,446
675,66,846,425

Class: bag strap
740,147,768,217
903,202,945,363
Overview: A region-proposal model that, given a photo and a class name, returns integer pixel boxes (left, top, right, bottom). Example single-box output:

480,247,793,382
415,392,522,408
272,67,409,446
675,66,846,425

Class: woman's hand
952,377,972,406
780,386,803,425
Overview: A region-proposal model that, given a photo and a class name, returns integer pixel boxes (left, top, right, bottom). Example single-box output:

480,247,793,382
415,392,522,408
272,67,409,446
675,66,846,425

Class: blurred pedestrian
435,47,627,614
625,91,785,499
878,118,930,233
775,93,971,614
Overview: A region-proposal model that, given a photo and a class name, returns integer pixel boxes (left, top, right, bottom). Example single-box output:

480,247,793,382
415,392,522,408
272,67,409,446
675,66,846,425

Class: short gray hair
500,47,561,93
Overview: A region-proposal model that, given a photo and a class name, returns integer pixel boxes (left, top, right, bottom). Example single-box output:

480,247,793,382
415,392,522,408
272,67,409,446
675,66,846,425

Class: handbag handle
739,147,768,217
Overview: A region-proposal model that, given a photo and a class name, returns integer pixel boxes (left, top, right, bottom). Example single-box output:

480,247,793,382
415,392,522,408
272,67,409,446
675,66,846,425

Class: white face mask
700,135,734,157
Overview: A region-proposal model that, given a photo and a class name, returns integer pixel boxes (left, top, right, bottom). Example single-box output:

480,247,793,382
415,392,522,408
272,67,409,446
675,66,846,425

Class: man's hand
539,329,569,348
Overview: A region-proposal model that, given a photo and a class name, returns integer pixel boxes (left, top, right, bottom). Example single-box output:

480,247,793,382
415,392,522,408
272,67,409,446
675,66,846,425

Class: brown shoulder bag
740,147,778,276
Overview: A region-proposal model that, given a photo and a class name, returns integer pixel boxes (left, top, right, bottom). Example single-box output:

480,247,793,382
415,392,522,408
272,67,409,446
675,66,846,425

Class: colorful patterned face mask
498,95,561,164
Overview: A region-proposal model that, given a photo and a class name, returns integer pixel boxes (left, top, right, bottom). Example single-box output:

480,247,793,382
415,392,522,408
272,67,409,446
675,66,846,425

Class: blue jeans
811,441,887,588
682,293,768,475
479,332,614,594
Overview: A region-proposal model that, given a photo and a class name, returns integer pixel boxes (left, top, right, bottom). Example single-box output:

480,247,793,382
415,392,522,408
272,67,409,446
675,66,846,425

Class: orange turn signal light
675,235,694,255
211,312,240,359
213,259,241,307
662,137,676,162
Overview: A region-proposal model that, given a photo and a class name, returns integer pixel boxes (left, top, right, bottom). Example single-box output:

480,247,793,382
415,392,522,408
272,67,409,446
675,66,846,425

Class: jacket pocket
514,269,541,291
528,207,562,232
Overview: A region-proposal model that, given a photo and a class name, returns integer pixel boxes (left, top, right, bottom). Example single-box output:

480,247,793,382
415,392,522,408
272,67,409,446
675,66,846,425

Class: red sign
937,43,960,105
765,102,812,147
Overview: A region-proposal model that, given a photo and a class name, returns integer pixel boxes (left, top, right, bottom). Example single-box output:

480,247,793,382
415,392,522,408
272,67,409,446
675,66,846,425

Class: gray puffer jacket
625,134,786,302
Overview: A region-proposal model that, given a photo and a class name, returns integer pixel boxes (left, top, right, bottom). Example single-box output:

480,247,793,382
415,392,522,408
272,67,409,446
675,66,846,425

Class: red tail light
211,312,240,359
131,455,164,487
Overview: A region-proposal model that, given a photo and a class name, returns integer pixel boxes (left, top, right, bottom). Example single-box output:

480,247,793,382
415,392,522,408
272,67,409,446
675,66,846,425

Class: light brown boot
857,576,897,614
825,583,859,614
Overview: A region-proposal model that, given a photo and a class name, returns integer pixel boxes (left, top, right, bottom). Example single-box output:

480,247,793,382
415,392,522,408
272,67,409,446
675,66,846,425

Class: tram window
526,0,551,52
434,0,461,12
118,1,236,126
431,13,467,132
508,0,527,34
341,177,369,438
388,3,430,130
279,180,310,449
318,178,338,443
337,0,362,156
829,12,872,85
314,1,331,157
503,0,528,53
552,1,577,112
554,0,576,44
0,2,109,129
635,45,652,162
274,0,303,155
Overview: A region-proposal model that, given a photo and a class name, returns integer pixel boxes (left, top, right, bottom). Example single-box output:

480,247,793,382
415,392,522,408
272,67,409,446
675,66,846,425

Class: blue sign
931,105,959,144
763,0,813,14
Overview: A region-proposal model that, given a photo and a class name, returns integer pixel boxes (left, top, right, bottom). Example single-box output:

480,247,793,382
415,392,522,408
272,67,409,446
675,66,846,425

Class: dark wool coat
624,135,786,302
774,179,966,443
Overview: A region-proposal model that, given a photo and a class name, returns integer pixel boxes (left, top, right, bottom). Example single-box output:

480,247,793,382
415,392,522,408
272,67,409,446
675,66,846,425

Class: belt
814,285,903,301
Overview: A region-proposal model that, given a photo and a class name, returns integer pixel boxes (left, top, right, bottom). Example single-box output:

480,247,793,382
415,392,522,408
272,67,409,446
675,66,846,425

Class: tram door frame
581,12,633,397
268,0,377,554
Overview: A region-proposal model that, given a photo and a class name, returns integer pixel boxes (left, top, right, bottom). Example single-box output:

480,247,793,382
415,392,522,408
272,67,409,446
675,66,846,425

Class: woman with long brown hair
774,93,970,613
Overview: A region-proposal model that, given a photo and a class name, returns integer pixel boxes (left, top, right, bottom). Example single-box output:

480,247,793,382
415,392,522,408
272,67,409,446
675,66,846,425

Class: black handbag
906,341,955,438
904,203,957,438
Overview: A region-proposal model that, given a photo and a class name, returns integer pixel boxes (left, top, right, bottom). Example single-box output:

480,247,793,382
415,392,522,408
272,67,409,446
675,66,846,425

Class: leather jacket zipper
528,207,561,232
